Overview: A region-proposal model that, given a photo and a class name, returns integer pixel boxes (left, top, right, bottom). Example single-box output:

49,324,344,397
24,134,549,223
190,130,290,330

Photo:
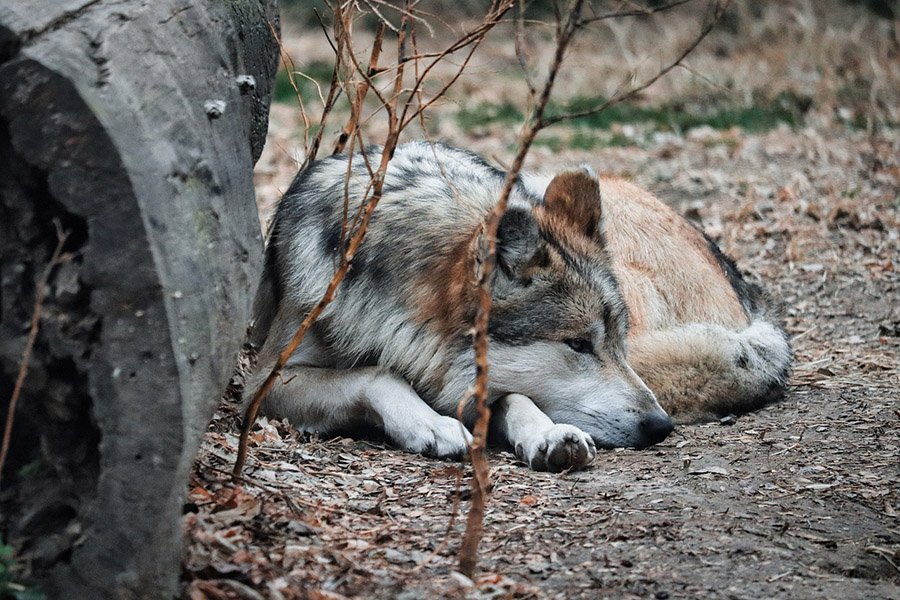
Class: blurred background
256,0,897,218
262,0,900,162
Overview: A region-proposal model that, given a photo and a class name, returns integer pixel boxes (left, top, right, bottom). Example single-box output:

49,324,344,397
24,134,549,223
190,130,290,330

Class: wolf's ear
495,207,549,281
541,168,602,239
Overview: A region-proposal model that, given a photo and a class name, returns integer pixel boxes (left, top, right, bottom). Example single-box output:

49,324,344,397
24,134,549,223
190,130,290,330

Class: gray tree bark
0,1,278,598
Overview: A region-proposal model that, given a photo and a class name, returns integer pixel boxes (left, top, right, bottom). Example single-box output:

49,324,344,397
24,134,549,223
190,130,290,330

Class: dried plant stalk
234,0,725,579
0,221,70,489
458,0,728,576
458,0,588,577
234,0,512,478
333,21,386,155
234,11,403,477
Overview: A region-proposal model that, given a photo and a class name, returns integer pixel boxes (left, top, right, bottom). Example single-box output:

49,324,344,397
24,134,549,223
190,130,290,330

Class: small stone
450,571,474,588
236,75,256,94
53,262,81,301
383,548,413,564
286,520,315,536
527,561,550,573
204,100,226,118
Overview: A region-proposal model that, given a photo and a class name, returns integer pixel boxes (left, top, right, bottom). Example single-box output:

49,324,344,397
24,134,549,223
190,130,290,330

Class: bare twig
399,1,513,128
360,0,438,36
334,21,387,155
235,0,725,579
542,1,728,127
234,3,414,478
0,221,70,489
457,0,589,578
581,0,699,24
514,0,537,98
301,10,346,167
457,0,728,578
235,0,515,479
335,0,514,129
268,20,314,155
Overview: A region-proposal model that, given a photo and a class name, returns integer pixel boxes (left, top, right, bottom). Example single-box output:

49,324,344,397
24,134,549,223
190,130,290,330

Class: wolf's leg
492,393,596,472
261,366,473,459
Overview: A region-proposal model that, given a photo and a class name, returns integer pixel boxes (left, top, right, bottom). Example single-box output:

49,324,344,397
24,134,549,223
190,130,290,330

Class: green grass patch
0,540,44,600
533,129,639,152
274,61,334,104
570,130,598,150
603,132,636,148
533,135,563,152
457,91,812,135
551,91,808,133
457,102,523,130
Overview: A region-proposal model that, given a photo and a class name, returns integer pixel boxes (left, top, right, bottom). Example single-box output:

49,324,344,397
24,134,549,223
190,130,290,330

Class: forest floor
184,5,898,599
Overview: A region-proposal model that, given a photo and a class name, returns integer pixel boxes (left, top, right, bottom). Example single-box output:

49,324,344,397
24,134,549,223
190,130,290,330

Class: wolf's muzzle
635,413,674,448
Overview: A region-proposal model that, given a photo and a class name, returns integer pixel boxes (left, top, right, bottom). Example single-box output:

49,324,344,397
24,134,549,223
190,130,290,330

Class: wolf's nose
638,413,674,447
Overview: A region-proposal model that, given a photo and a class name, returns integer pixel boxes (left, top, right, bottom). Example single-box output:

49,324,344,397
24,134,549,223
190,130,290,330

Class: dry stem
542,1,728,127
457,0,588,577
234,0,512,480
0,221,70,489
457,0,728,577
234,6,410,478
235,0,726,579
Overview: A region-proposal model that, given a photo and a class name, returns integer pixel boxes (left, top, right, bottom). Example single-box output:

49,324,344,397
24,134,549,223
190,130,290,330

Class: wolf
245,141,791,472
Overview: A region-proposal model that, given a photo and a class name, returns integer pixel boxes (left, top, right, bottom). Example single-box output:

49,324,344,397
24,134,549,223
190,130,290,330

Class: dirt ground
183,4,898,599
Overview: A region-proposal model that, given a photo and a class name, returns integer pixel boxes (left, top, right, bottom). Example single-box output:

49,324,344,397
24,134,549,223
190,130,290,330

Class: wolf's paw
395,415,473,460
515,424,596,472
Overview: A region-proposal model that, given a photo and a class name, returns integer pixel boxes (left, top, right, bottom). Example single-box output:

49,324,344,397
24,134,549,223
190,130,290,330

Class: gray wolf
245,141,791,472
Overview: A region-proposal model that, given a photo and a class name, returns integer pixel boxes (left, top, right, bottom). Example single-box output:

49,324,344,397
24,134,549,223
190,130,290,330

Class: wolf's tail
628,315,792,423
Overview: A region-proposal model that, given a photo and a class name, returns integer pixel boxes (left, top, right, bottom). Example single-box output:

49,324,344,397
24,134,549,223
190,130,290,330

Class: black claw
514,442,526,461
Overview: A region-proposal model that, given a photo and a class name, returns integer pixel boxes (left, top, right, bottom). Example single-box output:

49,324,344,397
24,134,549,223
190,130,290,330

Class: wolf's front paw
393,415,473,460
515,424,596,472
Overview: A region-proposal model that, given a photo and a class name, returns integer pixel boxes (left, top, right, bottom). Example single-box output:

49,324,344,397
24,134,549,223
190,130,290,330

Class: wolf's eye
565,338,594,354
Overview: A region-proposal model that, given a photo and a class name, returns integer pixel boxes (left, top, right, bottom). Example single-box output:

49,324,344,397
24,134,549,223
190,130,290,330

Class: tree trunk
0,1,278,598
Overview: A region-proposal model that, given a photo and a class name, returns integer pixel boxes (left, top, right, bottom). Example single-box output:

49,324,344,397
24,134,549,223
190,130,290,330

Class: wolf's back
581,176,792,422
245,142,541,399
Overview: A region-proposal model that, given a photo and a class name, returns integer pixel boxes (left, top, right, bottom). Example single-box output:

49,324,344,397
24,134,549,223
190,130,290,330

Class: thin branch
515,0,537,99
541,0,727,127
334,21,386,155
339,0,514,126
580,0,699,25
235,0,723,580
0,221,70,489
400,0,513,128
360,0,402,33
456,0,728,578
298,9,346,168
268,20,314,156
457,0,588,579
234,3,413,479
400,36,484,128
360,0,438,36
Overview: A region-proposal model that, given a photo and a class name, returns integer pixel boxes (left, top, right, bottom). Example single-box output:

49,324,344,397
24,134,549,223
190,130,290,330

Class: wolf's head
484,169,673,449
